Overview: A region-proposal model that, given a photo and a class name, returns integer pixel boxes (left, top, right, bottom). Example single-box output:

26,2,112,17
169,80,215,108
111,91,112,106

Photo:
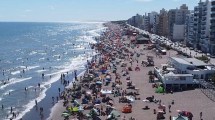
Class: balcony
212,12,215,15
201,31,206,34
212,1,215,6
202,12,207,16
202,16,206,21
211,26,215,31
211,32,215,36
201,22,206,25
201,26,206,30
203,7,207,11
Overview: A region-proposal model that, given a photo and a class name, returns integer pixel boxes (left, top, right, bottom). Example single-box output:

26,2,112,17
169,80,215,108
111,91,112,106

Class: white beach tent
172,115,188,120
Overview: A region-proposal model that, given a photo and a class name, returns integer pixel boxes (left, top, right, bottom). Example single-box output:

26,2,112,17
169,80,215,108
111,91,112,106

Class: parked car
198,50,203,53
189,47,194,50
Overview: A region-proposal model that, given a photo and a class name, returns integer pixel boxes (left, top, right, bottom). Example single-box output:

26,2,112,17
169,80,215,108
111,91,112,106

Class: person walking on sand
10,107,13,113
168,104,171,113
35,100,38,106
200,112,203,120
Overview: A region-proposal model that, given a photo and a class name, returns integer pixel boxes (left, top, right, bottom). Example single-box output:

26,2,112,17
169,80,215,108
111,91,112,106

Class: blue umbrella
96,81,102,85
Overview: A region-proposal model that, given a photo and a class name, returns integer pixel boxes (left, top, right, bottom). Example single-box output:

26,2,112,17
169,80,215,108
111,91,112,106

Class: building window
180,76,186,80
201,74,204,79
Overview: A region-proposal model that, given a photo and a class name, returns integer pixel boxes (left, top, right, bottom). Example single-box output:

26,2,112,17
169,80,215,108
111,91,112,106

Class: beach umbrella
92,108,99,115
110,110,120,117
172,115,188,120
94,104,100,107
68,107,73,112
106,105,112,107
78,106,84,111
96,81,102,85
93,77,100,81
177,110,182,112
61,112,70,117
74,100,79,105
106,75,111,79
109,100,114,104
72,107,79,112
158,110,164,113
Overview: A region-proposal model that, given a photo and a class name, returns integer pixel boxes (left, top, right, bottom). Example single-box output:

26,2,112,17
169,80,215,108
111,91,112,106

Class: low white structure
154,66,197,88
154,57,215,91
169,57,215,79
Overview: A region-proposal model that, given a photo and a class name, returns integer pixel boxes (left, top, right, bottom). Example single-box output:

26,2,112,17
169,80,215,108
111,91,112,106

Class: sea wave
0,77,32,90
11,70,21,75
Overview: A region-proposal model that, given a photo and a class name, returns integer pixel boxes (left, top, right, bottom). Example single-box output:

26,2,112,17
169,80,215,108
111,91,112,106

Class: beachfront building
168,9,177,40
184,11,194,47
154,57,215,91
167,4,189,41
175,4,189,25
193,0,211,52
127,14,144,29
142,13,150,32
154,64,195,92
169,57,215,79
148,12,158,33
173,24,185,41
152,14,159,34
210,0,215,55
158,9,168,37
200,0,211,53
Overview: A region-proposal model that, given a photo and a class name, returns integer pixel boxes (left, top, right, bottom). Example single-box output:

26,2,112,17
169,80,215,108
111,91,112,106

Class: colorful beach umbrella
72,107,79,112
61,112,70,117
96,81,102,85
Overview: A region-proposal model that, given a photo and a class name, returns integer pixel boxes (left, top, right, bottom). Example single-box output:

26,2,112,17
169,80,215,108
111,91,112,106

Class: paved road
127,24,215,65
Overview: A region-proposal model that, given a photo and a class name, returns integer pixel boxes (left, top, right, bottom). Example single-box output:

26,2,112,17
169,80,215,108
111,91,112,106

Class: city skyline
0,0,202,22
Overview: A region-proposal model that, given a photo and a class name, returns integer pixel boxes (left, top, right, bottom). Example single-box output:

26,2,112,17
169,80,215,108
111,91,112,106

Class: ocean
0,22,105,120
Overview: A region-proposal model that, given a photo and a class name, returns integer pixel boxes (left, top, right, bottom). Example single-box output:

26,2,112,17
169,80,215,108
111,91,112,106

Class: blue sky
0,0,200,22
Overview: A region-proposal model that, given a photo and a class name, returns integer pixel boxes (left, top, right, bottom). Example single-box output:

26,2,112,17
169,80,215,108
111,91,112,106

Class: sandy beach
47,22,215,120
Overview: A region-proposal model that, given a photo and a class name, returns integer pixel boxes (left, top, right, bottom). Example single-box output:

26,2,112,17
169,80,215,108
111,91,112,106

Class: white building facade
173,24,185,41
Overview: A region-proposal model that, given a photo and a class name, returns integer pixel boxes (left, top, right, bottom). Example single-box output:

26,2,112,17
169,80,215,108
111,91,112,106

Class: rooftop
171,57,208,66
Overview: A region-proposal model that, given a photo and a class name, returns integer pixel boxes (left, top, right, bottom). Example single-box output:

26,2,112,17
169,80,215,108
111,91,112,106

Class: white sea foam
14,84,51,120
29,51,37,55
27,65,39,70
38,52,47,55
53,54,60,57
0,77,32,89
3,89,14,96
39,58,45,61
11,70,21,75
17,66,26,69
16,58,22,60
